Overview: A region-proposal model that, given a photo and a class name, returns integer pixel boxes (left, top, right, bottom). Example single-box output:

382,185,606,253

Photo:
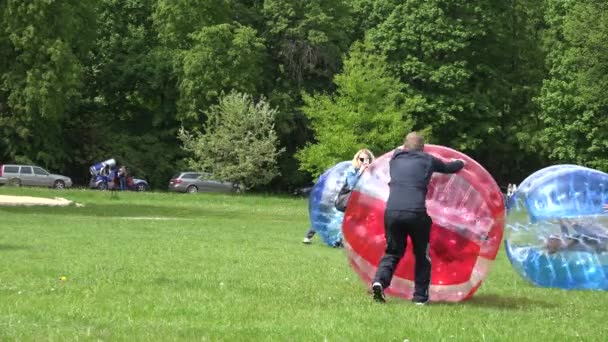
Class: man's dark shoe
412,296,429,305
371,282,386,303
412,289,429,305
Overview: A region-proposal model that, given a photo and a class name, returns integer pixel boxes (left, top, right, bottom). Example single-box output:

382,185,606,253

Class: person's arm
431,156,464,174
344,167,357,189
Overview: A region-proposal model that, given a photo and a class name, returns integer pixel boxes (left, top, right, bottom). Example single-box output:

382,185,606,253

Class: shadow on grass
0,244,30,251
458,293,557,310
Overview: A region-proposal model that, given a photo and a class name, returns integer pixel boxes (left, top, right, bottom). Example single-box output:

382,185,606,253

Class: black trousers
373,210,432,299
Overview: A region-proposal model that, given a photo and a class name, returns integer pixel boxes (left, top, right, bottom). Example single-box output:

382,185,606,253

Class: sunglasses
359,157,370,163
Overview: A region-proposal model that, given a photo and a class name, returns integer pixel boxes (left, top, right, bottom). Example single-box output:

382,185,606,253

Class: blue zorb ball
505,165,608,290
308,161,352,247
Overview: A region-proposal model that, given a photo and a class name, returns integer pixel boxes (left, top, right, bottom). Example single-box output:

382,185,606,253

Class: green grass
0,187,607,341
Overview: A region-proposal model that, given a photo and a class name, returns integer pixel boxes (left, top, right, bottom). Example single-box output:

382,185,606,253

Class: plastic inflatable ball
342,145,505,302
308,161,351,247
505,165,608,290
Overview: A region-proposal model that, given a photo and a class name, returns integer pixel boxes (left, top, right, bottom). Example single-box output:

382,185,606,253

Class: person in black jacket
371,132,465,305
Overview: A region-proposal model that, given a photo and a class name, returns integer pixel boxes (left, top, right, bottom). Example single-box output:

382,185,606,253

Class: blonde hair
352,149,375,168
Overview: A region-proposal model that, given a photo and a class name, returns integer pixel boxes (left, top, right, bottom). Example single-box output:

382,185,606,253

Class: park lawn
0,187,606,341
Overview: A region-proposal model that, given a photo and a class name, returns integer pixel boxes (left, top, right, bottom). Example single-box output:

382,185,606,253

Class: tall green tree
178,24,267,121
350,0,400,33
0,0,96,168
67,0,182,187
362,0,549,184
536,0,608,170
365,1,498,148
152,0,232,49
296,44,422,176
261,0,358,189
262,0,355,87
497,0,548,183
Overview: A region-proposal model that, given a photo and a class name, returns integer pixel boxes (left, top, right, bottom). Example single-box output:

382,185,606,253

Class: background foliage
1,0,606,190
178,91,284,189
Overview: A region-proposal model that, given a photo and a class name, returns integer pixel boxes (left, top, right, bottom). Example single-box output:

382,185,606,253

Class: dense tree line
0,0,606,191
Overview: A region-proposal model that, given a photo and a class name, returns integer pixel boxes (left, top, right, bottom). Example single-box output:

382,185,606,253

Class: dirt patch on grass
0,195,73,207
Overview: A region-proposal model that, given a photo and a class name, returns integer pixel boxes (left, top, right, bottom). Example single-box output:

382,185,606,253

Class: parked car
0,164,72,189
88,176,149,192
168,172,243,193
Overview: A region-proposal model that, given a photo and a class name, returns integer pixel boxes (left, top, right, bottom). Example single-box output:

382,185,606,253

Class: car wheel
136,183,147,192
187,185,198,193
8,178,21,187
53,180,65,189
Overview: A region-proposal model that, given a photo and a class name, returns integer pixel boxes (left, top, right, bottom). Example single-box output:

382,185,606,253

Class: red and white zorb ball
342,145,504,302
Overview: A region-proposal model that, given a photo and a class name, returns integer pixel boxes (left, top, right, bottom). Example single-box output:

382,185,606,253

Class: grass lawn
0,187,607,341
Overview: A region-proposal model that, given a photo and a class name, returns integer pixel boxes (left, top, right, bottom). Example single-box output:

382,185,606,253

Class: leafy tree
70,0,182,187
178,24,267,121
296,44,423,176
365,1,499,150
495,0,549,183
535,0,608,170
152,0,232,49
178,91,285,189
360,0,551,184
350,0,400,33
0,0,96,168
262,0,355,87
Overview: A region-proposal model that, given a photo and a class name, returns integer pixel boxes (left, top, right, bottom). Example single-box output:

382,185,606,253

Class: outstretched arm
431,157,465,174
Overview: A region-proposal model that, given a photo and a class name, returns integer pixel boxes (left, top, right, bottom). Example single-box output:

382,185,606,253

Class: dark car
168,172,243,193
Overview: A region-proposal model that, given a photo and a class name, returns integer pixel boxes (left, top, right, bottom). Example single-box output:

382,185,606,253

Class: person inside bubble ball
371,132,465,305
545,218,608,254
345,148,375,190
302,148,376,246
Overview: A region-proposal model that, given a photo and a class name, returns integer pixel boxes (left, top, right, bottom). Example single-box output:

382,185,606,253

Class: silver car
0,164,73,189
168,172,243,193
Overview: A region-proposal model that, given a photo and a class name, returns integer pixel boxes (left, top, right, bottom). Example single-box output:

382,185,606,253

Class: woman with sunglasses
346,149,375,190
303,148,376,246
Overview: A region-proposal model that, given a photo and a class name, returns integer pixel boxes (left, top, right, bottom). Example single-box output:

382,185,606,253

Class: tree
178,91,285,189
350,0,400,33
362,0,550,184
0,0,96,168
535,0,608,171
152,0,231,49
365,0,500,150
178,24,267,121
296,44,423,176
262,0,355,87
68,0,182,187
496,0,549,183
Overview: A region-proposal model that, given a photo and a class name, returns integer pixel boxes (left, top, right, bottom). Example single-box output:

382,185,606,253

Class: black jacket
386,149,464,212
